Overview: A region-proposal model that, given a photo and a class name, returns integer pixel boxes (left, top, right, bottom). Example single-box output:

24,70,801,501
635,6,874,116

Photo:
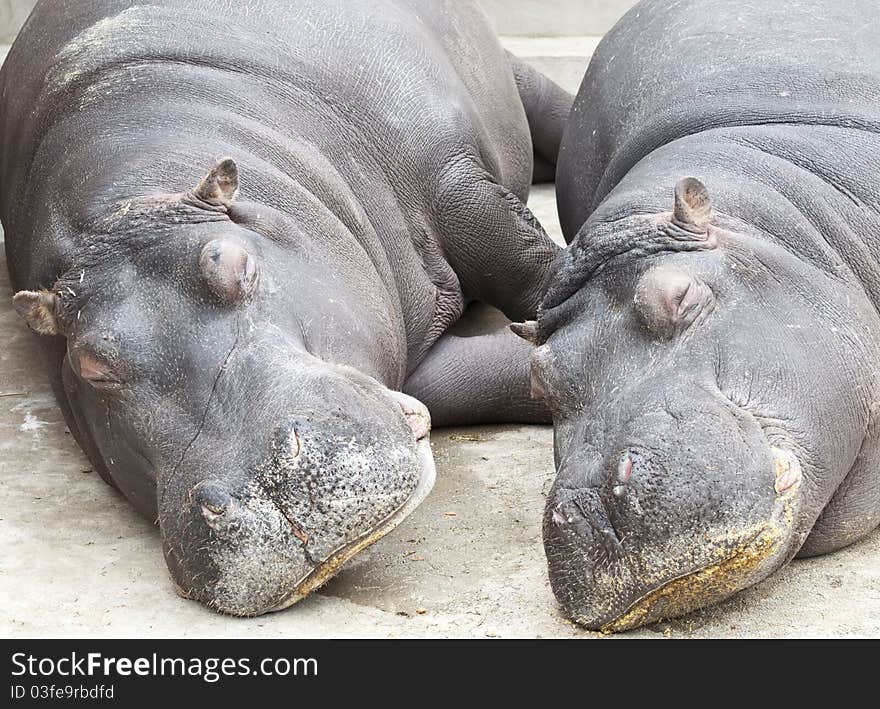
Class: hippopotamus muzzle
160,380,436,617
540,363,808,632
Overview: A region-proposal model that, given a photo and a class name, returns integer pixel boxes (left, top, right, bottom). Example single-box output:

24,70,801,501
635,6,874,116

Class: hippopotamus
511,0,880,630
0,0,571,615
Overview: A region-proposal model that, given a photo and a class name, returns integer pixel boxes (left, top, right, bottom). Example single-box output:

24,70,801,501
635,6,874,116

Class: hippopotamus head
512,177,877,630
13,158,435,615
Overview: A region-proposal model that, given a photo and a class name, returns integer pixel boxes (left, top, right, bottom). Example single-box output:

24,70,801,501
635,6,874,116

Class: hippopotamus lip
597,516,792,633
581,446,804,632
265,435,437,613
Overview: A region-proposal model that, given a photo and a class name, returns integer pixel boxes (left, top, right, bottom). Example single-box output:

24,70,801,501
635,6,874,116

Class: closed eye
73,351,125,391
86,376,124,391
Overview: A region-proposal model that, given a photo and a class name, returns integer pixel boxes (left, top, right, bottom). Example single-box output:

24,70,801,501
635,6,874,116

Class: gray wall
2,1,640,43
478,0,638,36
1,0,34,43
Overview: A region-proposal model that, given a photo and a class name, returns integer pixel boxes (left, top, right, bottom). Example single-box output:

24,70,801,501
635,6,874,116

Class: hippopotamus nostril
552,501,595,545
551,504,570,527
612,453,635,497
617,454,633,484
192,482,232,526
200,502,224,524
552,495,623,554
289,429,302,459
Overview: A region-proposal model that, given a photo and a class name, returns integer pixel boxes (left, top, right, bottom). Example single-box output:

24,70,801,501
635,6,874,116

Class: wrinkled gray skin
518,0,880,630
0,0,570,615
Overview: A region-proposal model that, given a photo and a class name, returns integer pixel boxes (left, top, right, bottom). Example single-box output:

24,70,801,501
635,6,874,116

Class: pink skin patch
386,390,431,441
775,470,799,494
403,411,430,441
612,456,633,498
618,456,633,483
530,372,545,401
73,352,121,389
76,353,109,381
773,448,802,494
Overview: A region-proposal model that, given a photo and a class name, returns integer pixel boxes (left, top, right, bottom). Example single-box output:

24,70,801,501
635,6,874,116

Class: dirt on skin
1,186,879,638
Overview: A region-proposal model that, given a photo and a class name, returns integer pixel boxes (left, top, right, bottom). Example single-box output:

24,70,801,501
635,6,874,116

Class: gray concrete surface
2,183,878,638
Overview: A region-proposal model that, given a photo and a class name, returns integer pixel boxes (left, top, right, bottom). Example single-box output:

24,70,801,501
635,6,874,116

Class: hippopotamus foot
404,303,550,426
507,52,574,184
433,156,560,323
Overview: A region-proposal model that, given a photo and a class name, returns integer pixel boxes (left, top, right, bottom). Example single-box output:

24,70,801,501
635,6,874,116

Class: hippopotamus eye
72,351,124,391
633,265,715,339
199,239,260,305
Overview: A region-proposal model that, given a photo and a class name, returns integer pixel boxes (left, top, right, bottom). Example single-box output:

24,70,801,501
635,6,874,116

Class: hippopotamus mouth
597,474,802,632
267,435,436,612
545,443,805,632
156,377,440,616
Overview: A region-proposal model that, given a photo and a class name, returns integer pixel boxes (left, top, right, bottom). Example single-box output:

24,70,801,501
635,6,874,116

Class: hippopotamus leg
413,56,570,422
433,160,560,323
507,53,574,184
404,303,550,425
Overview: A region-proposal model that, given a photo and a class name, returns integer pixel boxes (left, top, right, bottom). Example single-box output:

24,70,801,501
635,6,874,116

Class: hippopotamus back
1,0,537,364
560,0,880,246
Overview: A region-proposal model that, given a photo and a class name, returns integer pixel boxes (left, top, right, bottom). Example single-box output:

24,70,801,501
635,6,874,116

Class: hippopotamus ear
672,177,713,234
12,290,63,336
194,157,239,206
510,320,539,344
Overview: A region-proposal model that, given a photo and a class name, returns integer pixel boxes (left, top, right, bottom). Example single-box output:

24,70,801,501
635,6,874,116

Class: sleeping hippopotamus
511,0,880,630
0,0,570,615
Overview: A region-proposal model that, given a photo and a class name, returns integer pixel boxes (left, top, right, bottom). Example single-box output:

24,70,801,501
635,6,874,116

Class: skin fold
0,0,570,616
513,0,880,630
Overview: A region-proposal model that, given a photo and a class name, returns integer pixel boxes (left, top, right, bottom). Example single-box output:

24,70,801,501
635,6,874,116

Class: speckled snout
543,386,805,632
161,402,435,616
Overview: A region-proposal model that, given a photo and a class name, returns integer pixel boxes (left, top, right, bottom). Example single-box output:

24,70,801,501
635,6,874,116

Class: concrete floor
2,184,878,638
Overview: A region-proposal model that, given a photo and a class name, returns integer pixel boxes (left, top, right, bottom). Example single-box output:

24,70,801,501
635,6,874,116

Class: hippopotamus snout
543,384,805,632
161,389,435,616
